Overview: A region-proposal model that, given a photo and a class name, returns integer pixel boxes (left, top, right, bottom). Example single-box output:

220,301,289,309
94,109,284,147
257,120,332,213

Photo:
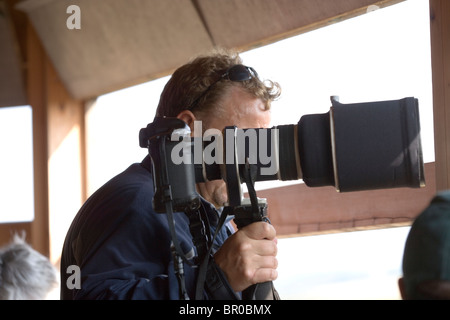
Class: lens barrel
196,97,425,192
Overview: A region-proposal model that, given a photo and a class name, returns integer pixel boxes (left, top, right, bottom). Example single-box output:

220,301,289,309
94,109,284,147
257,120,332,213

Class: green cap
402,190,450,299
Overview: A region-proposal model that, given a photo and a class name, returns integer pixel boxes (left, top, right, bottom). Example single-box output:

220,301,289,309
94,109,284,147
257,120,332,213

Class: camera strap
238,161,280,300
154,136,236,300
193,203,242,300
165,183,237,300
155,136,199,300
157,137,197,268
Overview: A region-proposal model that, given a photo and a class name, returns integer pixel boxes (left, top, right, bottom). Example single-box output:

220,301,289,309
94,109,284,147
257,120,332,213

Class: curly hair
156,48,281,119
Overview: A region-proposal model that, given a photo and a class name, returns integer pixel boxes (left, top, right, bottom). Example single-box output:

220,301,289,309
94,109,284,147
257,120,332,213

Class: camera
139,96,424,214
139,95,424,300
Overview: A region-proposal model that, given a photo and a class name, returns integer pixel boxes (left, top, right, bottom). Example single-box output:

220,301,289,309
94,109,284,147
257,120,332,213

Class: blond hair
156,48,281,118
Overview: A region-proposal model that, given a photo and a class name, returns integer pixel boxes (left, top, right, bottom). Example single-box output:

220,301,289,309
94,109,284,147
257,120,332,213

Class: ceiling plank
16,0,214,100
12,0,404,102
198,0,404,51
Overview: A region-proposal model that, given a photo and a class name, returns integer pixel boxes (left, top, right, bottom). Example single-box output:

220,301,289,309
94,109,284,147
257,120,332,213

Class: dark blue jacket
60,155,236,299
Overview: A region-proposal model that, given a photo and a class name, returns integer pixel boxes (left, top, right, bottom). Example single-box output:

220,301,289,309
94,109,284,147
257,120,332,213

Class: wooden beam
430,0,450,191
0,0,27,107
255,162,436,237
23,21,86,264
46,59,86,265
27,21,50,257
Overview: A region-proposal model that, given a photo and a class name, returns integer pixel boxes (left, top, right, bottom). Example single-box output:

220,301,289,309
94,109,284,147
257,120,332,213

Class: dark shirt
60,155,235,299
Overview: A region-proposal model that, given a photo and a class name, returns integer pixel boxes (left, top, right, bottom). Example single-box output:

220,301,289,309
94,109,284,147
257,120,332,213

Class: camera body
139,97,425,215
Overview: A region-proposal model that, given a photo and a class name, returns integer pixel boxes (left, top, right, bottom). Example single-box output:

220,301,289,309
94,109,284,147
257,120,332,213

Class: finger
242,222,276,241
252,239,278,257
255,255,278,269
252,267,278,284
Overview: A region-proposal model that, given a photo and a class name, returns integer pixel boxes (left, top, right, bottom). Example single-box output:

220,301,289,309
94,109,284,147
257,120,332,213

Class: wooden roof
1,0,401,106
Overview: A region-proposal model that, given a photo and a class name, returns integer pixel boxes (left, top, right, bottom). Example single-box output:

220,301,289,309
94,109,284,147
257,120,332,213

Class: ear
176,110,197,130
398,277,406,300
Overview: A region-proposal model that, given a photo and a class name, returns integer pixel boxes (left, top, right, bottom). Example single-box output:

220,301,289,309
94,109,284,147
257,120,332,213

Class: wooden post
27,22,50,257
46,58,86,265
430,0,450,191
26,21,86,264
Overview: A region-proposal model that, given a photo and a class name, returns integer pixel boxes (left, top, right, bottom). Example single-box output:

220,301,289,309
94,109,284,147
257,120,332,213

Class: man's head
155,48,281,207
156,48,280,121
399,190,450,299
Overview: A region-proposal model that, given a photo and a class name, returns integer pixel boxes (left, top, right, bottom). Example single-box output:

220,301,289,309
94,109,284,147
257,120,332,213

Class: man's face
196,86,272,208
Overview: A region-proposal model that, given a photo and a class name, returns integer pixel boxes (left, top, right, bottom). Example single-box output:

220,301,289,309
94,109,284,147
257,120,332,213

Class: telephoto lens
214,96,424,192
141,96,425,214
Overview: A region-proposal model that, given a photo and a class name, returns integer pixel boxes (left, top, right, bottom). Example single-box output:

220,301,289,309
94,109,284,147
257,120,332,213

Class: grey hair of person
0,232,58,300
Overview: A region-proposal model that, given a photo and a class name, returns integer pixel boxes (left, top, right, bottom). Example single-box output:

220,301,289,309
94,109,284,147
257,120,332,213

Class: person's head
0,232,58,300
156,48,281,207
399,190,450,299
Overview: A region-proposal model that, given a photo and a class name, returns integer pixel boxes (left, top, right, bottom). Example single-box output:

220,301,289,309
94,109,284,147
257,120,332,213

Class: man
399,190,450,299
60,49,281,299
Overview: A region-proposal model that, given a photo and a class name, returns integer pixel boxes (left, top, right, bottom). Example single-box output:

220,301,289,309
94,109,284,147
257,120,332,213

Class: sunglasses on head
188,64,258,111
